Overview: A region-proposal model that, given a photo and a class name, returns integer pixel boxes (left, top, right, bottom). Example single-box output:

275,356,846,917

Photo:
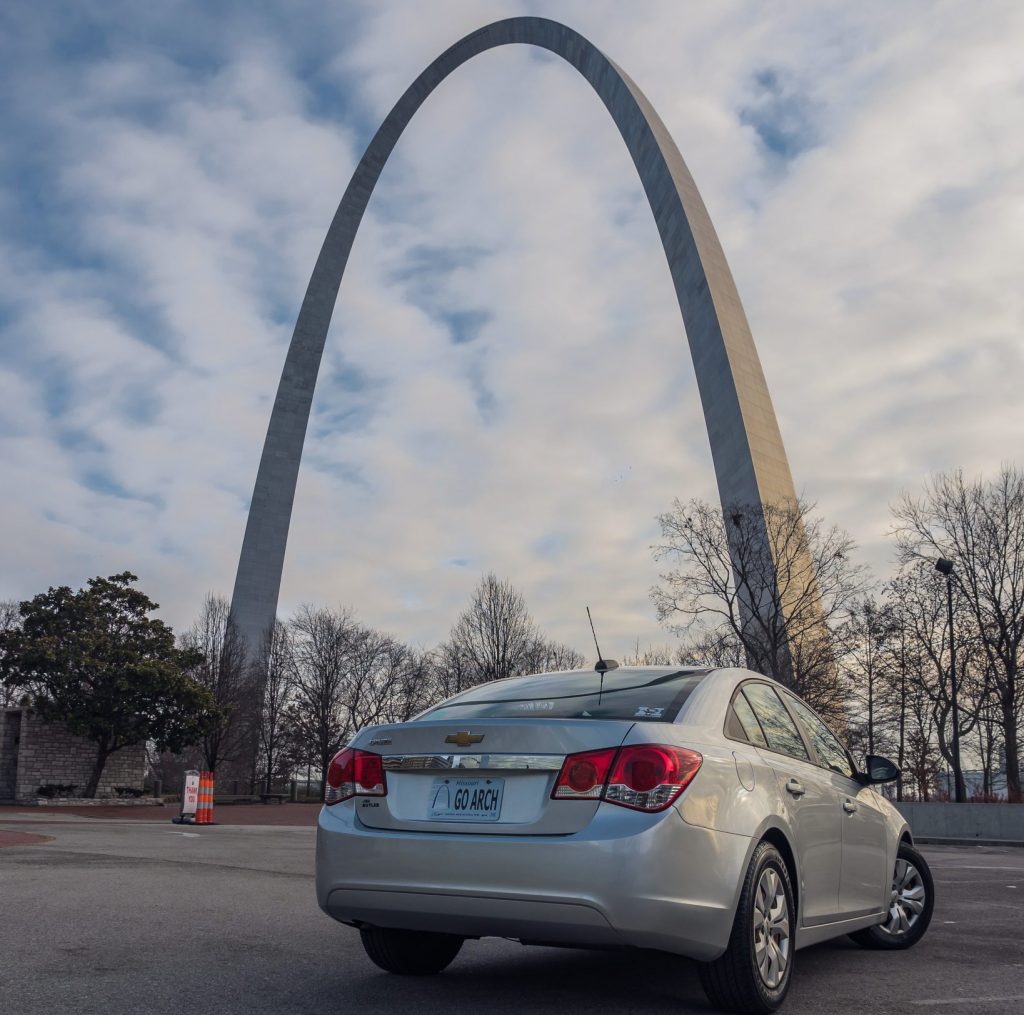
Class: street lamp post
936,558,966,802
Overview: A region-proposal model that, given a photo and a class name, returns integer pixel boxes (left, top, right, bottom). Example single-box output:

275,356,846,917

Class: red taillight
607,745,702,811
552,744,702,812
354,751,385,794
324,748,386,805
552,748,617,799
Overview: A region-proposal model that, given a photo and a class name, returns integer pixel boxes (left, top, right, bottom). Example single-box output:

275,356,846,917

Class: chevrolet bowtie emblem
445,731,484,747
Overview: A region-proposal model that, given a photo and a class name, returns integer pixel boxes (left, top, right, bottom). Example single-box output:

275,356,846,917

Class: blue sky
1,1,1023,654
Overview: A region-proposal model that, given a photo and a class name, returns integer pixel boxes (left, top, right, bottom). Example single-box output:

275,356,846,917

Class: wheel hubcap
881,858,925,936
753,867,790,989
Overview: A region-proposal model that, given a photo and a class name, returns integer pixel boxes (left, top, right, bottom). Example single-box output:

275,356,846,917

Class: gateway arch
229,17,808,661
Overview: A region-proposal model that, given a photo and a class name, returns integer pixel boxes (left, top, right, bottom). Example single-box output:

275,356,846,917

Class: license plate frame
427,776,505,822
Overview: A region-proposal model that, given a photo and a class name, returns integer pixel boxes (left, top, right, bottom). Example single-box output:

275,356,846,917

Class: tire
359,926,464,975
699,840,796,1014
849,841,934,950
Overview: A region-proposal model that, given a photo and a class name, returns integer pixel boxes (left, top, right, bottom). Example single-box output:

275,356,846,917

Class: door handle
785,779,805,798
843,799,858,814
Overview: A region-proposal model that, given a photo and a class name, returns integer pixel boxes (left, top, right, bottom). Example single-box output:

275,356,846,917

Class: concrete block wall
6,708,146,801
896,802,1024,842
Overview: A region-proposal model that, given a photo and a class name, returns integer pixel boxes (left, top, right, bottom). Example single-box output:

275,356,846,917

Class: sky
1,0,1022,657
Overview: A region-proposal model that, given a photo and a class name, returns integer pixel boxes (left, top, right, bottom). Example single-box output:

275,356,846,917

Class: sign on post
174,770,200,824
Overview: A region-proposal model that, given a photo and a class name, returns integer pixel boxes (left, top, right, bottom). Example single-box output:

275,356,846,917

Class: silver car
316,666,934,1013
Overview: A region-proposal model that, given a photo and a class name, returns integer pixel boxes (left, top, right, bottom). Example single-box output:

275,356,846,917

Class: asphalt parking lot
1,813,1023,1015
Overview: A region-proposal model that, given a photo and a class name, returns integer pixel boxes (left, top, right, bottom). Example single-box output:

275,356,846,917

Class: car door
739,682,843,925
783,693,888,917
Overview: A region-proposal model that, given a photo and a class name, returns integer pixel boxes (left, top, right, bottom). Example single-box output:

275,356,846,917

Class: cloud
1,0,1022,657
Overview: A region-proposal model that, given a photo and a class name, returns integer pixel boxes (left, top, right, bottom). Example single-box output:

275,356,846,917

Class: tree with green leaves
0,572,222,797
0,599,24,709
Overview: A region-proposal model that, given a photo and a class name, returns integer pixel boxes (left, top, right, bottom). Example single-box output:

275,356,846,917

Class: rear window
422,668,709,723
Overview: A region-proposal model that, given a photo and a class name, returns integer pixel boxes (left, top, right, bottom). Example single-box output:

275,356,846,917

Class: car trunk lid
350,718,636,835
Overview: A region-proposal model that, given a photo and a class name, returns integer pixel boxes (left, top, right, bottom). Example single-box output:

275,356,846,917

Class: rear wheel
359,926,464,975
849,842,934,950
699,840,795,1014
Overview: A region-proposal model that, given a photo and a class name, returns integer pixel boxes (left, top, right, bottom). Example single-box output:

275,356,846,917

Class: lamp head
935,558,955,576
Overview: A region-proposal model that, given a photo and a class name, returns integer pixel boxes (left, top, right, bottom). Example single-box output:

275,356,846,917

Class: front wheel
849,841,934,950
699,840,795,1014
359,926,464,975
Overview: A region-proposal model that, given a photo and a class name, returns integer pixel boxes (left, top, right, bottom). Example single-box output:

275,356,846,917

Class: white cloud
1,0,1022,658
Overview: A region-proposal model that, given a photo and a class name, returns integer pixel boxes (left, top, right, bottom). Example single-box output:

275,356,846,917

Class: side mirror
859,754,900,785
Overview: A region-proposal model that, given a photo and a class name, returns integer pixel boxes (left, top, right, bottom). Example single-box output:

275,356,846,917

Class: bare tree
429,638,478,700
876,596,914,801
253,620,293,791
281,605,434,786
283,605,356,788
652,499,868,725
344,628,433,731
902,690,942,801
381,643,435,722
974,688,1003,799
433,575,586,697
179,594,248,776
672,627,748,669
521,637,585,674
846,596,894,757
622,643,677,666
893,467,1024,799
619,636,741,667
447,574,538,684
885,566,987,800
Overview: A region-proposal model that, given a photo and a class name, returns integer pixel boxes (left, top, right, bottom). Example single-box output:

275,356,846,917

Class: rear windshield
422,668,709,723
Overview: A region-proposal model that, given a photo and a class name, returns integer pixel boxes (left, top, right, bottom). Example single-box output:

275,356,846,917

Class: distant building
961,768,1008,800
0,707,145,803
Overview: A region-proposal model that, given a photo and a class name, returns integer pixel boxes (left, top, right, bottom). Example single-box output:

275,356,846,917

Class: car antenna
587,607,618,704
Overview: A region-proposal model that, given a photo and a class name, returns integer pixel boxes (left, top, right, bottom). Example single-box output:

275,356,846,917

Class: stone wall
3,708,146,802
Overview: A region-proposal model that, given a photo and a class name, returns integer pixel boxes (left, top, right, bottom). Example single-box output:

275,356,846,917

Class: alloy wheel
881,858,926,937
753,866,790,989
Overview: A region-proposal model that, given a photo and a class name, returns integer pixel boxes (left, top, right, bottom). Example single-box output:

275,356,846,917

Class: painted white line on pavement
909,998,1024,1008
929,865,1024,872
935,879,1014,883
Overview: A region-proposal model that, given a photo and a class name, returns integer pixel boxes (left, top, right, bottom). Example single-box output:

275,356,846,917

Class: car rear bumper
316,802,751,961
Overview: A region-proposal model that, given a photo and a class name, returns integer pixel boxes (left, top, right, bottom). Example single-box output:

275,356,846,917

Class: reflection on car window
741,683,809,762
422,669,709,723
785,694,854,778
725,706,746,741
729,693,768,747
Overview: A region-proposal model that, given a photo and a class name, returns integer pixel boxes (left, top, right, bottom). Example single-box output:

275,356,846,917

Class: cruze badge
445,731,484,747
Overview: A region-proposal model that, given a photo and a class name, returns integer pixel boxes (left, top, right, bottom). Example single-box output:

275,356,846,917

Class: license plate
427,777,504,822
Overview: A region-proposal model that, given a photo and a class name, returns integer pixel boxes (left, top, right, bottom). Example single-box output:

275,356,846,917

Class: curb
916,835,1024,848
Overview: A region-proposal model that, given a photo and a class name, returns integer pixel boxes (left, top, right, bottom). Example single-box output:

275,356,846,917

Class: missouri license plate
427,777,504,822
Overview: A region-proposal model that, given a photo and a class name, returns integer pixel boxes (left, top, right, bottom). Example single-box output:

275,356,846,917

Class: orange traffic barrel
197,771,211,824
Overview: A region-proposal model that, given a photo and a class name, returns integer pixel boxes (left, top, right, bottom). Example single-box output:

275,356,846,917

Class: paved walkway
0,829,53,847
0,802,320,826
